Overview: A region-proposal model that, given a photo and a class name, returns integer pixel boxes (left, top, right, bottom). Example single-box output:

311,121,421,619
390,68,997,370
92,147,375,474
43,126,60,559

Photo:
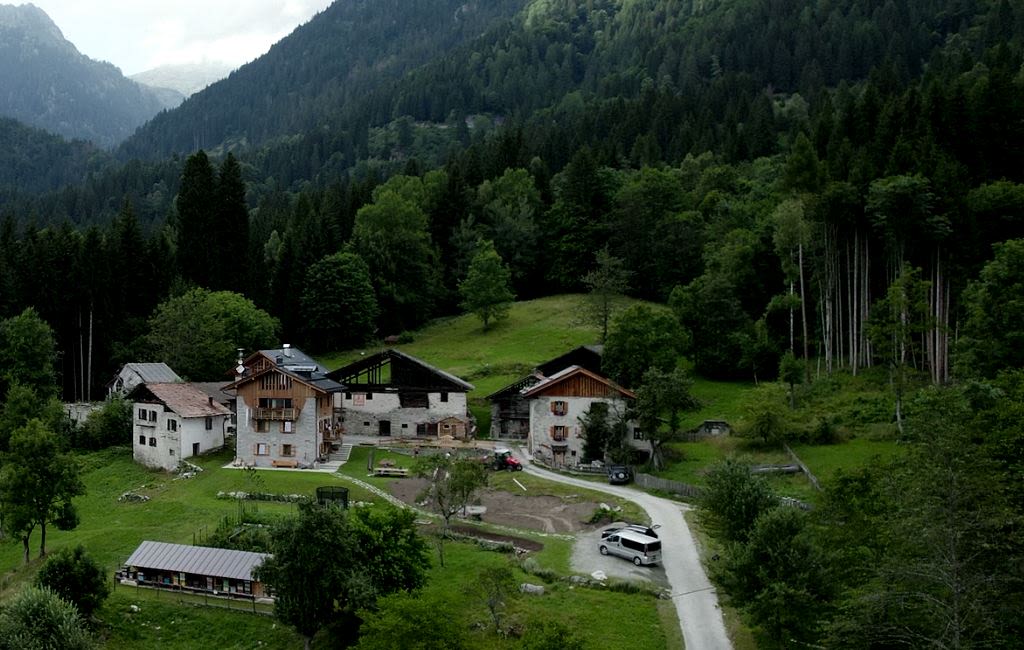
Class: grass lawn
790,438,902,482
96,588,303,649
0,447,377,595
417,540,672,650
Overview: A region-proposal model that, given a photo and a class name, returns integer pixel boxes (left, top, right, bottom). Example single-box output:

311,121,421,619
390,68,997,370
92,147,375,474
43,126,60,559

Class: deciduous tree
300,251,379,352
414,454,488,566
0,420,84,562
458,240,515,332
0,586,92,650
603,304,686,388
146,288,279,380
35,545,110,618
635,366,701,469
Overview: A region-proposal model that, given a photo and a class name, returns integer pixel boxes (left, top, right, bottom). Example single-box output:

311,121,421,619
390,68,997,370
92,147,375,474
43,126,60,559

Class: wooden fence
633,473,704,499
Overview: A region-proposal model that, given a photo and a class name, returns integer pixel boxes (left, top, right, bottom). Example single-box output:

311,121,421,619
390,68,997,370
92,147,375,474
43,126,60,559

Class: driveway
522,461,732,650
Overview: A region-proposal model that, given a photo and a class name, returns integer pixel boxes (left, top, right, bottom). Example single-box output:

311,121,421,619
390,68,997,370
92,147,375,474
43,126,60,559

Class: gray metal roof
259,347,325,372
124,541,270,581
125,363,182,384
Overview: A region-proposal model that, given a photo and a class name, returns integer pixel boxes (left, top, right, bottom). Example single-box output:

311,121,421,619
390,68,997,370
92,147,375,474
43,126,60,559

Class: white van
598,529,662,566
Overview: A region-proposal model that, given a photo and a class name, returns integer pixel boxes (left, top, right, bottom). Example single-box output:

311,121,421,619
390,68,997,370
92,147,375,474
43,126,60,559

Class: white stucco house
131,383,232,471
327,349,475,439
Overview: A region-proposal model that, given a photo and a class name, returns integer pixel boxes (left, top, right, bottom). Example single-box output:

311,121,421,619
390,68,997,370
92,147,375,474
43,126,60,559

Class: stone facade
528,395,644,467
235,395,320,468
341,390,470,438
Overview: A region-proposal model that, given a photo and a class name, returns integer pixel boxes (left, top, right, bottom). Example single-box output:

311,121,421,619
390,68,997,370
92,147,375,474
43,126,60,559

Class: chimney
208,396,214,406
276,356,284,365
283,343,292,357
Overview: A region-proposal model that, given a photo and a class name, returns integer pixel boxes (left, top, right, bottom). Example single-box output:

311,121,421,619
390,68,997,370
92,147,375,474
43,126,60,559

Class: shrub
700,459,778,542
34,545,110,618
0,586,93,649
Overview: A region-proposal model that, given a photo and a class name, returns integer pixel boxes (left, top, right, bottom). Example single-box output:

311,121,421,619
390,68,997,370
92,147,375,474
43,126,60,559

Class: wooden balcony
254,407,296,421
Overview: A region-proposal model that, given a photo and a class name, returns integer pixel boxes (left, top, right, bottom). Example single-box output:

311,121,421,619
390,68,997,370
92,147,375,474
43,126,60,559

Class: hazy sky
26,1,335,75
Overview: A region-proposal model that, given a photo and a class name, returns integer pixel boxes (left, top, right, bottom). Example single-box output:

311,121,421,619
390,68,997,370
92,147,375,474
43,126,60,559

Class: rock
520,583,545,595
590,570,607,581
129,605,140,613
569,575,589,586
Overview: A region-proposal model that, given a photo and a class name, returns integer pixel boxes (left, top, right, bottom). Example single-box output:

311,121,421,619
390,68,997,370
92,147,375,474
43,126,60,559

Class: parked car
607,464,632,484
599,529,662,566
601,523,661,539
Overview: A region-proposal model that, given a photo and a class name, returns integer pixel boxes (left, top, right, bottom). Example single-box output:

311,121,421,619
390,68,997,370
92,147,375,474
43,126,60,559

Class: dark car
607,464,632,484
601,523,661,539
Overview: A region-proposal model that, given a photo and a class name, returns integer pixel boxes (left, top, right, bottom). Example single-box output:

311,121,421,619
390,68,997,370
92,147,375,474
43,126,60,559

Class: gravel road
523,461,732,650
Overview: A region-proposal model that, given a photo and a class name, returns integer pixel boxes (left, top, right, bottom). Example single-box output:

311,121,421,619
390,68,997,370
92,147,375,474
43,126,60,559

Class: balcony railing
254,407,297,421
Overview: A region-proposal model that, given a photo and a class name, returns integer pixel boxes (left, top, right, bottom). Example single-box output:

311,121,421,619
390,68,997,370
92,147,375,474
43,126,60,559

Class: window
365,392,373,400
282,421,293,433
256,420,270,433
345,392,352,400
551,425,568,441
633,428,644,440
551,401,568,416
363,422,370,427
167,419,177,431
255,443,269,456
137,408,146,419
205,417,213,430
440,392,449,403
169,448,175,456
149,410,157,421
149,437,157,447
401,423,408,429
282,444,294,457
138,435,146,445
416,423,427,436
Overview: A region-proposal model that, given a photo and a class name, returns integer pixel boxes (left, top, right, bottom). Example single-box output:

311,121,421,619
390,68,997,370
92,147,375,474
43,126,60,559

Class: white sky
26,1,335,75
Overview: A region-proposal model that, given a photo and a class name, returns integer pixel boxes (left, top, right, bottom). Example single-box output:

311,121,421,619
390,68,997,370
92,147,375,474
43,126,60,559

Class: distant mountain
0,3,175,148
131,61,234,99
119,0,529,159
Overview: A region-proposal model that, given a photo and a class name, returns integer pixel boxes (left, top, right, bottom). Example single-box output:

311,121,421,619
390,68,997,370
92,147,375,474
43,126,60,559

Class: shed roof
125,541,270,582
140,383,232,418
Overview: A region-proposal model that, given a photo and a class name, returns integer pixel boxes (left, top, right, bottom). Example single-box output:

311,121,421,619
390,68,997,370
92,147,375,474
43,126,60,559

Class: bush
35,545,109,618
0,586,93,649
700,459,778,542
76,398,131,450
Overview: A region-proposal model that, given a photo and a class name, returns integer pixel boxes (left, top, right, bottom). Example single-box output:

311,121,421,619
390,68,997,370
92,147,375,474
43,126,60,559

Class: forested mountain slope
0,118,110,199
0,4,177,148
118,0,528,159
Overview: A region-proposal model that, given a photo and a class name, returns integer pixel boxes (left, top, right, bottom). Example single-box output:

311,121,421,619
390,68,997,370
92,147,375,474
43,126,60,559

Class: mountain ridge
0,2,178,148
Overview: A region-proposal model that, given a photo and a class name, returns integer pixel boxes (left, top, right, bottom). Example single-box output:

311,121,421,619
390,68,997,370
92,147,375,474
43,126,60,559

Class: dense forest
0,0,1021,394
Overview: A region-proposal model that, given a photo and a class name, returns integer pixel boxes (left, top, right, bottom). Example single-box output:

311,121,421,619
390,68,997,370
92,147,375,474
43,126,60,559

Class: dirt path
389,478,599,533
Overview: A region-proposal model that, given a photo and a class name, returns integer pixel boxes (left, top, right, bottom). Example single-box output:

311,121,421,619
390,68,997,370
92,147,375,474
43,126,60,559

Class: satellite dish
236,364,246,375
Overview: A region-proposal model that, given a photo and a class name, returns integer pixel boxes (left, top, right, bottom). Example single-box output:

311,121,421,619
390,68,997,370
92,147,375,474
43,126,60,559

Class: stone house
327,349,474,439
228,346,344,468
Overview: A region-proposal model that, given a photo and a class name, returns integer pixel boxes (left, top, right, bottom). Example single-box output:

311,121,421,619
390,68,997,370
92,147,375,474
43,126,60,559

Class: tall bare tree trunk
87,305,94,400
799,242,810,381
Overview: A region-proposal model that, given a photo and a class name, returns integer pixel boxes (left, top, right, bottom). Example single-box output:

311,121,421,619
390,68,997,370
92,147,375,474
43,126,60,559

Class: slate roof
125,541,269,582
142,383,232,418
255,347,325,372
